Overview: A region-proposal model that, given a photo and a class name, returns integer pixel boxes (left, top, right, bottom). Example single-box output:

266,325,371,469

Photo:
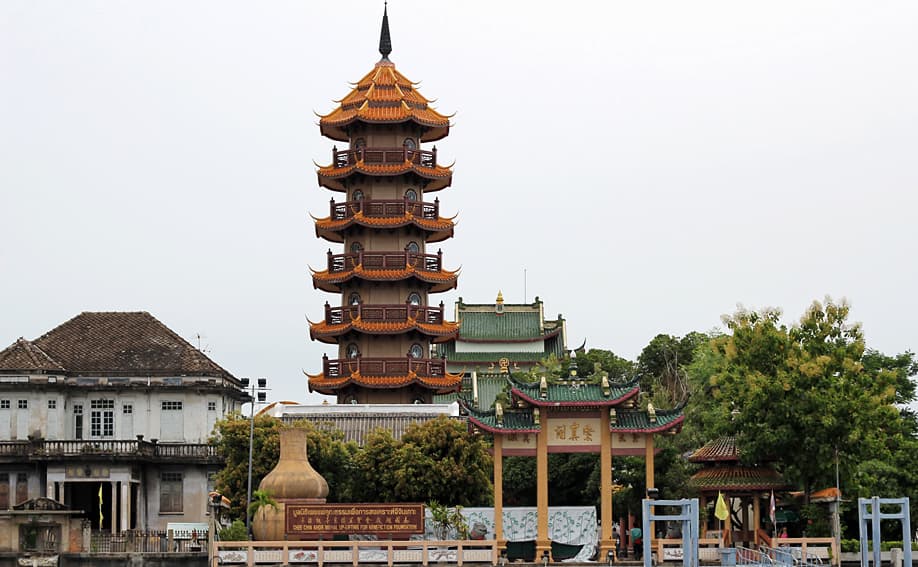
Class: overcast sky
2,1,916,405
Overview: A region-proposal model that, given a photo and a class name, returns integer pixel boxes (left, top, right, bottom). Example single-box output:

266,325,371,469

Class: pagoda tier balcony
311,250,458,293
334,146,437,168
307,354,463,395
314,198,454,243
309,302,459,344
317,146,452,193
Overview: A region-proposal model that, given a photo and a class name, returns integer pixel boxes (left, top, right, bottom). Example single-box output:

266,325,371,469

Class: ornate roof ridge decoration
507,373,642,407
316,161,453,193
314,212,455,243
311,266,459,294
309,318,459,344
306,370,462,395
460,398,541,434
689,435,740,463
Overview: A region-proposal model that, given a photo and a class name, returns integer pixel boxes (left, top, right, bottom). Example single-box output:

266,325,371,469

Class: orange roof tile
307,370,462,394
314,212,455,243
310,318,459,343
316,161,453,193
319,61,451,142
311,267,459,293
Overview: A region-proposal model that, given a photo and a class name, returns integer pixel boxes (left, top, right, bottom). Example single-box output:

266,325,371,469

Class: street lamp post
241,377,268,537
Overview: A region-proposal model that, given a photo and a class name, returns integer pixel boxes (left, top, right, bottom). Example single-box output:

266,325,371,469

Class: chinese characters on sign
285,504,425,537
501,417,648,452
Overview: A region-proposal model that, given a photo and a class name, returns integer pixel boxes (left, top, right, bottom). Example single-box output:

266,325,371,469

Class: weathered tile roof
0,338,65,372
319,60,451,143
689,436,740,463
0,311,235,378
688,465,791,492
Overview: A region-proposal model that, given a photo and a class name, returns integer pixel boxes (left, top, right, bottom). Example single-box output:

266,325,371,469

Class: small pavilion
687,436,790,546
462,368,684,560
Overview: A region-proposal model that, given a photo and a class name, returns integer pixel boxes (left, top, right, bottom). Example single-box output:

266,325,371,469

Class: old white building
0,311,247,532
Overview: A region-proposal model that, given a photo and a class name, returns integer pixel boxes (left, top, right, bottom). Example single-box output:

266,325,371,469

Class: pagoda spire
378,2,392,60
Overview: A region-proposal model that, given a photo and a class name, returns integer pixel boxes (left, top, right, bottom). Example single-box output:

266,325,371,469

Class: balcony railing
322,355,447,379
326,250,442,274
329,198,439,221
325,302,445,326
0,439,221,462
332,146,437,168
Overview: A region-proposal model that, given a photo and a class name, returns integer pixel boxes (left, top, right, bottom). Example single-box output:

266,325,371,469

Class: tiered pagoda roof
307,365,463,395
687,436,791,493
311,262,459,294
316,159,453,193
318,61,451,143
314,203,455,243
309,315,459,344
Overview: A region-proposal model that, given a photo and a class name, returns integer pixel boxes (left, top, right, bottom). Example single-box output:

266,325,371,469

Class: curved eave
316,163,453,193
307,371,462,395
314,216,455,244
320,120,449,144
459,399,540,434
688,466,792,493
611,412,685,434
508,374,642,407
309,320,459,344
459,327,563,345
312,268,459,294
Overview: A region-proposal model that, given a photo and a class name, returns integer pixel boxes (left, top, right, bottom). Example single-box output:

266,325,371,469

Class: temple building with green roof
435,293,567,376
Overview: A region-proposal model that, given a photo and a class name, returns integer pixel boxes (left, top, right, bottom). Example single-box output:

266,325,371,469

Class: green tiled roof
460,399,540,433
458,310,544,340
509,375,641,407
610,406,685,434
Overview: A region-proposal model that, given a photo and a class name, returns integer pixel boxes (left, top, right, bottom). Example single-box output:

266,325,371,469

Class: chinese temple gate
462,371,685,560
306,6,462,404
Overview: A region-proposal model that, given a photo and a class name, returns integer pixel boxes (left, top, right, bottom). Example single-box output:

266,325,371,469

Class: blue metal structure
858,496,912,567
642,498,700,567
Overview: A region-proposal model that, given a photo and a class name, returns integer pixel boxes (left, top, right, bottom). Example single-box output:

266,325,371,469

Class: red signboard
285,503,425,537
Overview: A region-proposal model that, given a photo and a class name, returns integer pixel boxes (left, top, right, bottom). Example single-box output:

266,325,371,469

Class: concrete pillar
110,481,118,534
121,481,130,532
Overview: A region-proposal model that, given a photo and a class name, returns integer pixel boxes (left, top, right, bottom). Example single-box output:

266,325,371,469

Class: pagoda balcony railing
325,302,446,326
332,145,437,168
322,355,447,379
0,439,221,462
326,250,443,274
329,198,439,221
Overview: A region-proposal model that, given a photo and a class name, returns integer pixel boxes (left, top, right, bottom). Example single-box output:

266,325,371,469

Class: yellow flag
98,483,104,526
715,491,729,521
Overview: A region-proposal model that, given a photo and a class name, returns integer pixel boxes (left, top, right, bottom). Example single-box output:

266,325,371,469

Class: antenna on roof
195,333,210,354
379,2,392,60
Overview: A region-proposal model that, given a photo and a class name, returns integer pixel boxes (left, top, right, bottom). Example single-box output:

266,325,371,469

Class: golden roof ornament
601,374,611,397
647,401,657,424
533,407,540,425
609,408,617,425
495,402,504,426
539,376,548,399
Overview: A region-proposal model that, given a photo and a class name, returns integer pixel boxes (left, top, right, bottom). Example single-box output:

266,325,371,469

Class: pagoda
307,6,462,404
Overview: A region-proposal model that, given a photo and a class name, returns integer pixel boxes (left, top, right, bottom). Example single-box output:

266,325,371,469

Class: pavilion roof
688,465,791,492
610,405,686,434
689,435,741,463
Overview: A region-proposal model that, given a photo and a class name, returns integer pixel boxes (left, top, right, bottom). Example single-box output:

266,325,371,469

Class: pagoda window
403,137,417,150
404,188,418,201
350,241,363,254
346,343,360,359
405,241,420,254
407,292,422,306
348,292,362,306
352,189,364,202
409,343,424,359
353,138,366,150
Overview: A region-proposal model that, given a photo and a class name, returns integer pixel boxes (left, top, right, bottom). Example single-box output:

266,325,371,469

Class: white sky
2,1,916,405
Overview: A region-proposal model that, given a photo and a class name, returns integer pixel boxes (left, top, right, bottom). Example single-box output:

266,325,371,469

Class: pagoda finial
378,2,392,60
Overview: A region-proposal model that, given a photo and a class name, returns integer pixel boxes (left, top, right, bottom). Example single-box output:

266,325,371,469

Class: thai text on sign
285,503,425,536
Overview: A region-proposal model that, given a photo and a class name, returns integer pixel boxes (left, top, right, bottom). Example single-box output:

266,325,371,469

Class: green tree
688,298,917,502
